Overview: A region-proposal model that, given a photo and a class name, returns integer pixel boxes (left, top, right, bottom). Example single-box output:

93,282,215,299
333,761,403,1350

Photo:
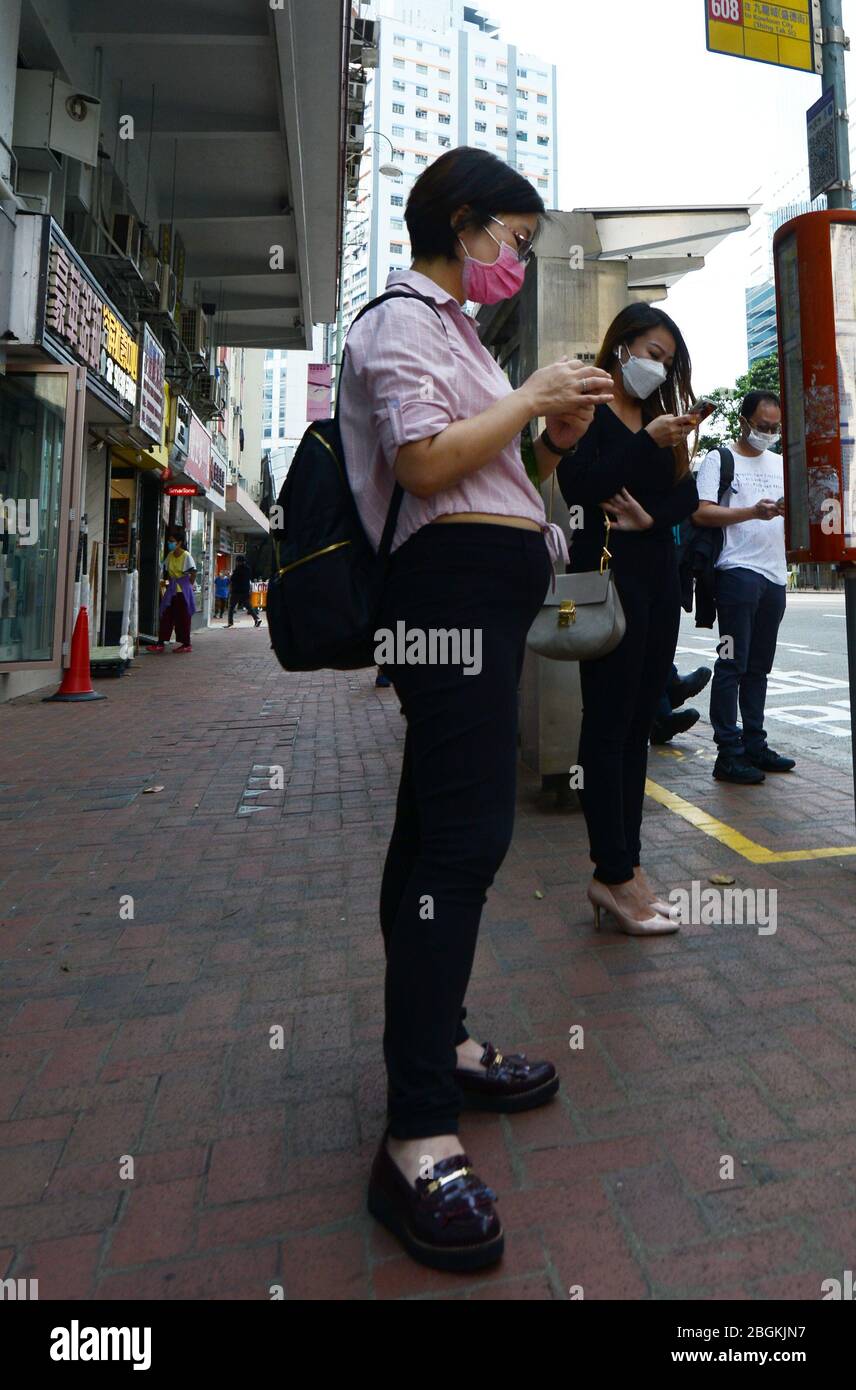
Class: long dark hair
405,146,545,260
597,305,694,480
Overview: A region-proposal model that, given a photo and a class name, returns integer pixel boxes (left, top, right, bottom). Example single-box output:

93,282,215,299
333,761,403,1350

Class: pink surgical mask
457,229,527,304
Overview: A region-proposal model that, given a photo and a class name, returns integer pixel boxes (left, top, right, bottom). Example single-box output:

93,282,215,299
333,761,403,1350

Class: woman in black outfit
556,305,699,935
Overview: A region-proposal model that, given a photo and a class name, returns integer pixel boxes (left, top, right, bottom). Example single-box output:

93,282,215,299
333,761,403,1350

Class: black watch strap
541,427,568,457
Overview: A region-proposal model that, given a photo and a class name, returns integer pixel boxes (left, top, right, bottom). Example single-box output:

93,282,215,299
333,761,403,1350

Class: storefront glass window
0,373,66,661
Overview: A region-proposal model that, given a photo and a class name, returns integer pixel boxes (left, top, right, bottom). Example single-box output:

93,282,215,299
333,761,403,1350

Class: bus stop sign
706,0,821,74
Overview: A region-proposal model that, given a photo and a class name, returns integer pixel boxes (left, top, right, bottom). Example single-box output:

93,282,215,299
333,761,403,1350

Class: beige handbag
527,480,626,662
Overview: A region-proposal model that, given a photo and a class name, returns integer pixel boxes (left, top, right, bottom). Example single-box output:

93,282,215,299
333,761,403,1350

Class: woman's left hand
544,406,596,452
602,488,653,531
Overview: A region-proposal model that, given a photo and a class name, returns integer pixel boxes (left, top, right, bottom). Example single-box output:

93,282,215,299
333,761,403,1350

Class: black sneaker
713,754,765,785
650,708,700,745
746,747,795,773
669,667,712,709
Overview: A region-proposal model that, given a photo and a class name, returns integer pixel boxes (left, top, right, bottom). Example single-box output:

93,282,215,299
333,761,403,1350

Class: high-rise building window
392,102,405,114
390,241,403,253
438,135,450,147
416,63,428,73
537,93,547,103
392,148,405,160
416,40,423,50
475,121,487,132
518,89,529,100
391,217,404,229
440,46,450,56
393,56,404,68
393,79,405,90
538,176,548,187
416,85,428,96
391,194,404,205
497,83,507,95
416,107,427,118
394,34,404,45
517,67,528,77
497,58,507,70
518,110,527,120
439,68,450,77
537,135,549,145
537,113,547,124
475,55,486,67
415,130,428,142
497,126,508,137
475,78,487,89
439,112,451,124
415,153,428,164
439,91,450,102
392,124,404,136
475,100,486,110
518,131,528,141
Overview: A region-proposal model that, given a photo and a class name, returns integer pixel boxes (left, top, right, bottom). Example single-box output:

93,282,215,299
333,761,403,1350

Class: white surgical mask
616,345,668,400
746,427,780,453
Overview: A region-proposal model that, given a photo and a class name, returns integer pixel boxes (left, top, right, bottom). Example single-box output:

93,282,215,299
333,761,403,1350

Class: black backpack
677,447,734,629
266,290,444,671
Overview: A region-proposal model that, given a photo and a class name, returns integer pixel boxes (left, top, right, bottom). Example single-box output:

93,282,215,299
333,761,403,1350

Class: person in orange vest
148,527,197,653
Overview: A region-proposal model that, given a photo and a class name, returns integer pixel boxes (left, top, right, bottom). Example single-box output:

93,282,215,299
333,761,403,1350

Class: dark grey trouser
710,566,786,756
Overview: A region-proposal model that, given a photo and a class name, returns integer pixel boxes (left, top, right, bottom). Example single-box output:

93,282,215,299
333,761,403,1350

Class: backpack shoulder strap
335,289,449,421
717,447,735,505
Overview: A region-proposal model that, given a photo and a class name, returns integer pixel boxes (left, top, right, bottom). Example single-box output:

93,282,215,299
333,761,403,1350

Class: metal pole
820,0,852,209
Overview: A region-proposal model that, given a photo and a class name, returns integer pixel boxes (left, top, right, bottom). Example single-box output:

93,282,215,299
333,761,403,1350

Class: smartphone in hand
687,397,716,424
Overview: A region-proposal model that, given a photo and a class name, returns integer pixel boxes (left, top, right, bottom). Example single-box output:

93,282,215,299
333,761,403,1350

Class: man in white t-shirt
694,390,795,785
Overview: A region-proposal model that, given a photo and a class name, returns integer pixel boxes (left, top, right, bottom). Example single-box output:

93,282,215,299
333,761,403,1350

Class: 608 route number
709,0,743,22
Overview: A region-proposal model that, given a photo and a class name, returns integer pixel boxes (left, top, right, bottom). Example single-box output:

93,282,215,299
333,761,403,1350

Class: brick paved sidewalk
2,624,856,1300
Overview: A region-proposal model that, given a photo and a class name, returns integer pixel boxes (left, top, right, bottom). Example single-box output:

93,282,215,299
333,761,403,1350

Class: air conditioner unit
180,307,208,359
159,268,177,318
139,254,162,295
16,190,49,214
348,80,366,105
347,123,365,145
112,212,141,263
13,70,101,167
193,373,218,409
66,160,93,212
353,17,378,44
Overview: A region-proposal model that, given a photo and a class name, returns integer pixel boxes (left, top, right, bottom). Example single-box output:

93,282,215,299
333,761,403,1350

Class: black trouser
228,593,258,624
577,545,681,884
709,566,786,756
378,523,552,1140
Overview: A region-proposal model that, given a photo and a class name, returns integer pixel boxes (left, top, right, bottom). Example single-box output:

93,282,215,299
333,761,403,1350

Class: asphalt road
672,590,854,776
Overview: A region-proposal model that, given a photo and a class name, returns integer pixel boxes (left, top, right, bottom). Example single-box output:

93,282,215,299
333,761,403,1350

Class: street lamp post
333,131,403,402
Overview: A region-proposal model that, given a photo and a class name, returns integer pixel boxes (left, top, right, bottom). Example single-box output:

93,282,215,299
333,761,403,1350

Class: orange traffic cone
43,606,106,702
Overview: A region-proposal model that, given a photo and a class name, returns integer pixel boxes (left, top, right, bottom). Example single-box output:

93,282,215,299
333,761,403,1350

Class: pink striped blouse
337,268,566,563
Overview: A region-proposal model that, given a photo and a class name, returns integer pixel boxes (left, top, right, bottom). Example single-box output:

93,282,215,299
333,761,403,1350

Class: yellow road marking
645,778,856,864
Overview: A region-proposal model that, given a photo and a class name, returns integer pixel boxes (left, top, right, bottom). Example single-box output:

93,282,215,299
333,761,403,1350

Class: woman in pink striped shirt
339,147,614,1273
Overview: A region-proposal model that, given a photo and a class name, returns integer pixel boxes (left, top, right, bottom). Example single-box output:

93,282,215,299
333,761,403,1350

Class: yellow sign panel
706,0,817,74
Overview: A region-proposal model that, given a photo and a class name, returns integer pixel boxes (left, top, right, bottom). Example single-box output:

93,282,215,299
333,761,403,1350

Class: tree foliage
695,353,781,459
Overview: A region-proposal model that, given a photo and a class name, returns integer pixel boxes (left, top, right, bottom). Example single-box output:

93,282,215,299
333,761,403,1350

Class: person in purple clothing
148,527,196,653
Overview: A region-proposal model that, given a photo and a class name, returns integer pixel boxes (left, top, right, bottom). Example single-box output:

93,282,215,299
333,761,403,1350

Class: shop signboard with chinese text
136,324,166,444
37,219,139,417
306,363,333,422
706,0,820,74
184,412,211,490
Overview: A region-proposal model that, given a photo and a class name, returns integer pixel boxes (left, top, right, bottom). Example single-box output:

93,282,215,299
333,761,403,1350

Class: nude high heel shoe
588,881,680,937
632,868,677,920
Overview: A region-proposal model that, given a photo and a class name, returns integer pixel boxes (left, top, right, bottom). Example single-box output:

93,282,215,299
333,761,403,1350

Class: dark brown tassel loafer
367,1141,504,1272
454,1041,559,1113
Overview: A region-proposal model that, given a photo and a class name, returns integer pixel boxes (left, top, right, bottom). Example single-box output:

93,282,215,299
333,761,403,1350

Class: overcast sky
483,0,856,392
